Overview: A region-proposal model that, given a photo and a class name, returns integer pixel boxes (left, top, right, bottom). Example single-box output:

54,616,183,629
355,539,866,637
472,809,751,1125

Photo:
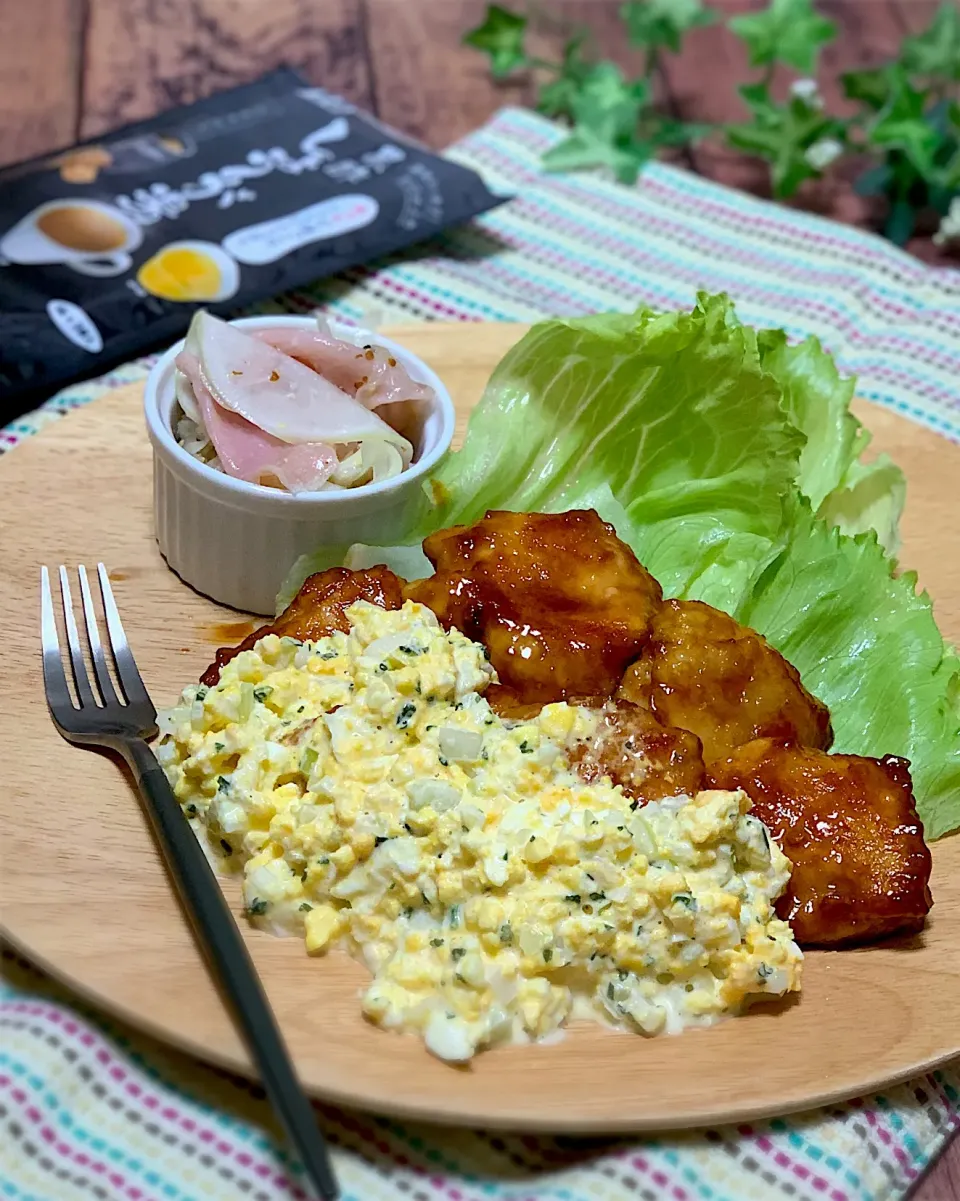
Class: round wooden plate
2,322,959,1132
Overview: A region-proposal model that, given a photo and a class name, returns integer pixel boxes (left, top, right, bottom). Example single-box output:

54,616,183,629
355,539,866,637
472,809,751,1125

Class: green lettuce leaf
426,294,805,605
344,541,434,581
755,327,906,551
756,327,859,509
818,451,906,554
737,502,960,840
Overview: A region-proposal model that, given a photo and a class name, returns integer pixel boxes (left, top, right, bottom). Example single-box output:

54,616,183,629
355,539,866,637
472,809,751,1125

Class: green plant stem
645,46,659,78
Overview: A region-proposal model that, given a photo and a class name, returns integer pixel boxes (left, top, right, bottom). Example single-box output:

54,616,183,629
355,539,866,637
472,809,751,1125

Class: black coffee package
0,68,505,418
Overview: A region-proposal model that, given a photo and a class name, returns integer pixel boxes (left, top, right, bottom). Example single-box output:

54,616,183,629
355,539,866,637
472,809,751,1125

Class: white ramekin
144,315,455,615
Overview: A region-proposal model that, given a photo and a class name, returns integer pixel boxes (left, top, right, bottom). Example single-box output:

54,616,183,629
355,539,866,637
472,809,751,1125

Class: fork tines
41,564,152,714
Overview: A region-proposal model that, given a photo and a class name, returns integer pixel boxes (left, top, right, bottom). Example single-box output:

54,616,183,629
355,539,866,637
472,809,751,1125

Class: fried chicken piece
405,510,662,707
570,701,706,804
619,598,832,761
200,566,405,686
709,738,933,947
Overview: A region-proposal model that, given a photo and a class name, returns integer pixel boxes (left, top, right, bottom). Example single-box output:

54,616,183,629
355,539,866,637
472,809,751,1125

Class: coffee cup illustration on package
1,199,143,276
0,68,505,417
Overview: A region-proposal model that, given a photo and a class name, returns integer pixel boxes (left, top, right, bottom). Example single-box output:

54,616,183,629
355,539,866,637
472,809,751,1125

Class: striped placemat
2,106,959,1201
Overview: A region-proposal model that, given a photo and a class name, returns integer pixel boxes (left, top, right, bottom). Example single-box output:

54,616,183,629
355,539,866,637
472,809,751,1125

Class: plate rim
5,922,960,1134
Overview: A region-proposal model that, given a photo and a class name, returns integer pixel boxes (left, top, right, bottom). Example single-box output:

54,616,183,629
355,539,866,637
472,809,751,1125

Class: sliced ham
177,352,338,493
186,311,412,460
252,318,435,412
267,443,339,494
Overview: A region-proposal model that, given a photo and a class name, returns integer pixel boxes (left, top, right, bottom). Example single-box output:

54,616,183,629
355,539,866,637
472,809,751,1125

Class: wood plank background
0,0,957,1191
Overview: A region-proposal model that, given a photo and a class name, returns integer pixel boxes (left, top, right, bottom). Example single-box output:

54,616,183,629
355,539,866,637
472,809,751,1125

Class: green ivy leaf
900,2,960,82
841,65,899,112
537,79,579,119
725,121,788,157
620,0,716,55
543,128,650,184
867,69,941,177
542,66,699,185
463,4,529,77
543,117,694,185
726,87,847,198
855,75,957,243
570,62,651,143
738,81,778,118
541,62,650,184
729,0,837,73
652,116,712,146
536,33,591,120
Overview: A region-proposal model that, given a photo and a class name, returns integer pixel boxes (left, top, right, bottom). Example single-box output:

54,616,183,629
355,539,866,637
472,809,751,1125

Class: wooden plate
2,323,959,1133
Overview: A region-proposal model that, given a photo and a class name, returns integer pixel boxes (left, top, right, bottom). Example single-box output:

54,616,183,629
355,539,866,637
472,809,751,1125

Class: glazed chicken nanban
202,565,404,686
618,598,833,761
405,509,663,710
709,739,933,946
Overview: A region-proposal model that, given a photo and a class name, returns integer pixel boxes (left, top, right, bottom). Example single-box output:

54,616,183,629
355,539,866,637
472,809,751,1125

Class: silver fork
42,564,339,1200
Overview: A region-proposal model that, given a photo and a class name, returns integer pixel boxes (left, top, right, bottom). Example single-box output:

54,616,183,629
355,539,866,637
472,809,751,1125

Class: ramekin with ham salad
143,313,455,616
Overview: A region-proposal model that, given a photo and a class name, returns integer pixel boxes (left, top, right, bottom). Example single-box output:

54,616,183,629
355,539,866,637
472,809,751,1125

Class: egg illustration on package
136,240,240,303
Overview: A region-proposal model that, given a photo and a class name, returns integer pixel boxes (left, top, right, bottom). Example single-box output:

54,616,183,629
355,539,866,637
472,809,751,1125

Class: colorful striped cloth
2,106,959,1201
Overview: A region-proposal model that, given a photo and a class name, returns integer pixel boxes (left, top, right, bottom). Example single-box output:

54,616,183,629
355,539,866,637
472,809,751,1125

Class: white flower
934,197,960,247
791,78,823,108
805,138,844,171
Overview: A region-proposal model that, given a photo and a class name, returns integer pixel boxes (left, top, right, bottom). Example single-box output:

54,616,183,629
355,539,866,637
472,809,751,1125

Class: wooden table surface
0,0,957,1194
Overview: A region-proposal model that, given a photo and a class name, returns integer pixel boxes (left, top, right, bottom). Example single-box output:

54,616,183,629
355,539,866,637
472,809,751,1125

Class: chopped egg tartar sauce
157,600,802,1062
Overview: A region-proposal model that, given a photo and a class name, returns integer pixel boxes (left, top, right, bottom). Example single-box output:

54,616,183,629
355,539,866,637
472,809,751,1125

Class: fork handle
122,739,339,1201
